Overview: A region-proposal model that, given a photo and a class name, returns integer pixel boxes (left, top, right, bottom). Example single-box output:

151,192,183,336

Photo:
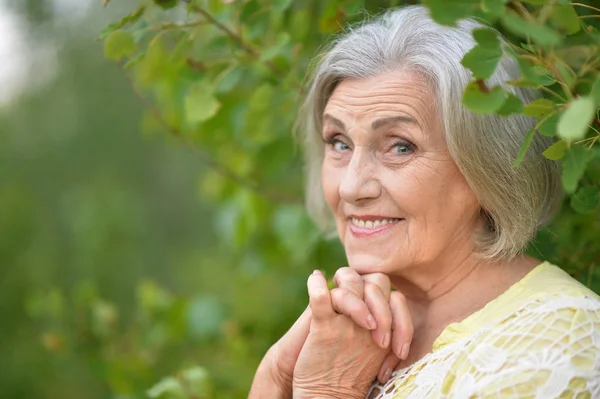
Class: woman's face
321,70,481,276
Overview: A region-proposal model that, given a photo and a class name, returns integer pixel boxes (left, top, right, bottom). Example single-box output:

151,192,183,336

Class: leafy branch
117,61,298,204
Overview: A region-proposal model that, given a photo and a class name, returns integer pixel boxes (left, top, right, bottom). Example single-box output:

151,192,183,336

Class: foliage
15,0,600,398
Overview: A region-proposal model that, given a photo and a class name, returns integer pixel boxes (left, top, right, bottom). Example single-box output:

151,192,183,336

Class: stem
181,0,285,76
116,61,297,204
510,0,535,21
572,2,600,13
540,86,567,103
147,21,207,31
580,15,600,19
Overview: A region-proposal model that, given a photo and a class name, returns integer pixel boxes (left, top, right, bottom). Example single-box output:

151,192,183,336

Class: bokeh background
1,0,599,398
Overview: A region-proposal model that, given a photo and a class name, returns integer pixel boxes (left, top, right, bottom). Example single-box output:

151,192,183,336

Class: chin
346,252,395,275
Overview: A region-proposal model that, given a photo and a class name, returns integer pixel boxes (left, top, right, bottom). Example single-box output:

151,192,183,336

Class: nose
339,147,382,205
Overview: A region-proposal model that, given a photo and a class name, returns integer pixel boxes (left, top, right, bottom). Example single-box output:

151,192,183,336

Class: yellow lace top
368,262,600,398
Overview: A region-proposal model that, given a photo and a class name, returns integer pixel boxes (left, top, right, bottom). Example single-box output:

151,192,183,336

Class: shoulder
446,288,600,397
519,261,600,300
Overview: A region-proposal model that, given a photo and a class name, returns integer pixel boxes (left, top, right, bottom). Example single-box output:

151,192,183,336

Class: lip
347,215,404,237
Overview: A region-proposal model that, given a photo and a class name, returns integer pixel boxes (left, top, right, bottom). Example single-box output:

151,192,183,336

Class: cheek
321,162,341,211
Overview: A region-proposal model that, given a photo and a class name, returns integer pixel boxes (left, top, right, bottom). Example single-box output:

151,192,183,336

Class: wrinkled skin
249,70,539,399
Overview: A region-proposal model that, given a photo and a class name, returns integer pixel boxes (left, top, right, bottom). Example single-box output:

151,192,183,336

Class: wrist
249,346,292,399
293,386,363,399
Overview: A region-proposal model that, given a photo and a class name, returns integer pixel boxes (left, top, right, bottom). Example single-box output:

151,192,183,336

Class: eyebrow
322,113,417,131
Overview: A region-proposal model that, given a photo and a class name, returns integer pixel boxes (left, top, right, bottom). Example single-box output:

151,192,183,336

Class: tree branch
117,62,298,204
181,0,285,76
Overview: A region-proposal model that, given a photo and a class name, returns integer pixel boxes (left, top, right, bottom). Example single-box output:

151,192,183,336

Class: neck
389,248,485,304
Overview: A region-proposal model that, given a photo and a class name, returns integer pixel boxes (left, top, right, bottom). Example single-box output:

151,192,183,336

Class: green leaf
562,145,593,193
461,46,502,79
259,33,290,62
99,6,145,38
104,30,136,60
481,0,506,16
556,59,577,87
180,367,212,397
461,29,502,79
550,4,580,35
272,0,293,13
557,96,595,141
290,10,311,41
184,84,221,125
591,75,600,106
421,0,479,26
215,66,244,94
501,11,562,47
154,0,178,10
272,205,319,264
462,82,507,114
497,93,524,115
473,28,501,48
570,186,600,213
187,296,224,339
523,98,556,117
539,113,559,136
521,0,548,3
147,376,186,399
513,128,536,167
515,57,556,87
542,140,567,160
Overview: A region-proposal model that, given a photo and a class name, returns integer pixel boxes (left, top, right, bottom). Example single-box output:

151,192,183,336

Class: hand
331,267,414,384
292,270,388,399
249,307,312,399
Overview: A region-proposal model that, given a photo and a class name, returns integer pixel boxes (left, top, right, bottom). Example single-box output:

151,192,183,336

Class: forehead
323,70,436,125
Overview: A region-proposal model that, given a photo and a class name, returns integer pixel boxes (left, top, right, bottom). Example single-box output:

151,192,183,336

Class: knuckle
310,289,330,305
391,290,406,302
364,282,383,297
335,267,360,282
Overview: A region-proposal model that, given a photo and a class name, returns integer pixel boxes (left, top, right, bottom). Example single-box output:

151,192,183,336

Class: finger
364,282,392,349
377,351,402,384
274,306,312,377
330,288,376,330
307,270,334,321
389,291,414,360
361,273,391,301
333,267,364,299
277,306,311,355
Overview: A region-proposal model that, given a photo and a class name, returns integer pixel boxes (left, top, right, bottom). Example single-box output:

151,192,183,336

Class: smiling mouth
349,217,404,236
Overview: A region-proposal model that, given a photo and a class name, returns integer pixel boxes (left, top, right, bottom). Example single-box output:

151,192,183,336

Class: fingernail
381,333,390,349
400,343,410,360
366,314,377,330
381,367,392,383
313,270,323,276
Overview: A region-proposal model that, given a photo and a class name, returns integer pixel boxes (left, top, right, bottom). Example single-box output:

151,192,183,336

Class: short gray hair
297,5,562,261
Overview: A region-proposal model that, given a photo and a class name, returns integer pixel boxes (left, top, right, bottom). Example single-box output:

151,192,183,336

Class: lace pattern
367,294,600,399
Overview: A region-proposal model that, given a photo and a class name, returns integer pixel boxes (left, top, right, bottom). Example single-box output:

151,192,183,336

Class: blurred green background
1,0,599,398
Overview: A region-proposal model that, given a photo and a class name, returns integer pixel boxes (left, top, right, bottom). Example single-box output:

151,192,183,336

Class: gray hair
297,5,562,261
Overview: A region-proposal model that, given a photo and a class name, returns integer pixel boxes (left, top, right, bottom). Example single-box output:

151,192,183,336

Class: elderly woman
249,5,600,399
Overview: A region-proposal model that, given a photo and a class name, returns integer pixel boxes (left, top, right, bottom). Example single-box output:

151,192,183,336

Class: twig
116,61,298,204
572,2,600,13
509,0,535,21
147,21,208,31
181,0,285,76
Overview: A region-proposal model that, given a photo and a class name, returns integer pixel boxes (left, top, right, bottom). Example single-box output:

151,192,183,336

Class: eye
391,142,414,154
333,139,350,151
325,136,351,152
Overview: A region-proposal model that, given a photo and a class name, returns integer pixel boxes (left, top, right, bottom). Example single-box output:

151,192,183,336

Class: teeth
351,218,399,229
